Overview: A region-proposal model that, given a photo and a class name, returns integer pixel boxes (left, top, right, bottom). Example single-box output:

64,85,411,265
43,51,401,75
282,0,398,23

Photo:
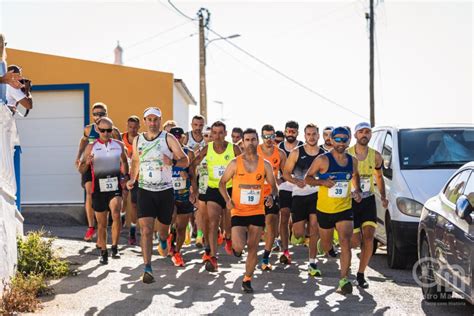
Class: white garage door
16,90,84,204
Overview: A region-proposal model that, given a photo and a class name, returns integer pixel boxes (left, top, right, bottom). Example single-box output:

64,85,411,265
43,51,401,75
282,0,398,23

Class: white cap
144,107,162,118
354,122,371,133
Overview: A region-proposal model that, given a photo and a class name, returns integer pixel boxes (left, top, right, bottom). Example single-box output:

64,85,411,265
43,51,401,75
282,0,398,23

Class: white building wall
173,85,189,129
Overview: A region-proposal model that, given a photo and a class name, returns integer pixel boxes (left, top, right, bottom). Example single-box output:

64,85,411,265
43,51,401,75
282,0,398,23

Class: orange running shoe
217,231,224,246
224,239,232,255
202,252,212,263
172,252,185,267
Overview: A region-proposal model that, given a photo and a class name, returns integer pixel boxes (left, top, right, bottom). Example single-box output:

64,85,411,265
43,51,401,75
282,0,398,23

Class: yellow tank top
207,141,235,188
348,146,376,197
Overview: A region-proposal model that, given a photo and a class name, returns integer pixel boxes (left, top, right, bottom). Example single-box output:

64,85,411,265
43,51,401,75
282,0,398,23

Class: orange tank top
122,132,134,158
231,155,266,217
257,144,280,197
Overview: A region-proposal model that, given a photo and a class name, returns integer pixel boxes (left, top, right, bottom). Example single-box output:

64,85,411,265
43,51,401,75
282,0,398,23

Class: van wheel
419,237,452,301
386,218,407,269
373,238,378,255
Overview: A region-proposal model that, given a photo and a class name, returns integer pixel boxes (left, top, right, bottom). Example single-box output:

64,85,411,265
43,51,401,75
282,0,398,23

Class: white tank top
91,139,122,193
186,131,206,151
137,131,173,192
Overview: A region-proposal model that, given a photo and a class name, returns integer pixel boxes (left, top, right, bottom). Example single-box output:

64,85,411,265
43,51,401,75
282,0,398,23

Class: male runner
277,120,303,264
320,126,334,153
283,123,324,276
79,117,129,264
75,102,121,241
274,130,284,145
257,124,286,271
219,128,278,293
190,121,241,272
305,126,362,294
348,122,388,288
231,127,244,144
122,115,140,245
126,107,189,284
168,127,195,267
184,115,206,152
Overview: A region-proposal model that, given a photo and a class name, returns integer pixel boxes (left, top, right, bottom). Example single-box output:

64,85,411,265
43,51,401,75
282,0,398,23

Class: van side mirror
382,158,392,179
456,195,473,224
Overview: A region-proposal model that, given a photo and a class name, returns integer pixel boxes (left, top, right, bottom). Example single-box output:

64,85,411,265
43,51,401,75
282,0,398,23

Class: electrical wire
126,33,196,62
126,20,194,50
167,0,195,21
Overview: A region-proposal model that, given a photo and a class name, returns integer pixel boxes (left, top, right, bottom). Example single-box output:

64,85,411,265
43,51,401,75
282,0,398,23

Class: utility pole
198,8,210,121
369,0,375,126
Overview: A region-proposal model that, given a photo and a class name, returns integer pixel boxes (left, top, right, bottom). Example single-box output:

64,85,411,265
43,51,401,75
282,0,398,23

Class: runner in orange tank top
219,128,278,294
256,124,287,271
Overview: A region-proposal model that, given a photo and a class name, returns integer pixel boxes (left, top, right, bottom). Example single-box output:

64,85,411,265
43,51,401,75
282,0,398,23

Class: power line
126,20,194,50
207,27,368,119
126,33,196,62
167,0,195,21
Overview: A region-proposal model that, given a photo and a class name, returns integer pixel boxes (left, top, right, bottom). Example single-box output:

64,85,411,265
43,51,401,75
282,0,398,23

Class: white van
368,125,474,269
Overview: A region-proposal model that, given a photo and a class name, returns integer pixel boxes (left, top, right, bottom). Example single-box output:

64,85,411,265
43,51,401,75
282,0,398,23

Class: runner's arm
128,136,140,183
187,150,196,181
119,142,129,177
167,134,189,168
264,160,278,198
305,155,333,187
218,159,236,204
78,144,93,174
351,157,361,192
75,126,90,167
277,148,287,185
374,151,388,203
190,145,208,195
282,149,300,185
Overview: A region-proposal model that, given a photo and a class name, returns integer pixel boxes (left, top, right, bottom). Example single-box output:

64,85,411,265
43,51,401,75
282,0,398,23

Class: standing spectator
6,65,33,113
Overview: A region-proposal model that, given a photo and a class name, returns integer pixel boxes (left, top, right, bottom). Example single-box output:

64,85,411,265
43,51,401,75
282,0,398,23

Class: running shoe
336,278,353,295
157,241,167,257
99,250,108,265
172,252,185,267
242,280,253,293
217,231,224,246
184,225,192,245
224,239,233,255
202,252,212,263
141,271,155,284
328,246,338,258
272,239,281,252
205,256,218,272
128,235,137,246
279,250,292,264
111,246,120,259
356,273,369,289
84,227,96,242
195,236,204,248
308,263,322,277
261,258,273,271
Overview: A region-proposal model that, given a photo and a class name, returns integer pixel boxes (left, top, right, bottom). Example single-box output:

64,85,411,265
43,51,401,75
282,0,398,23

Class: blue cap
331,126,350,138
354,122,372,133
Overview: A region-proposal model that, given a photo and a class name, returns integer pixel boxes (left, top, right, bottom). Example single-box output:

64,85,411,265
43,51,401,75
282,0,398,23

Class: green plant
16,230,70,278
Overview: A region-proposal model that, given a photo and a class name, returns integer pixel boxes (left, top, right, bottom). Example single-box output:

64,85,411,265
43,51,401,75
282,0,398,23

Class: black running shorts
291,192,318,223
279,190,293,209
176,200,195,215
316,208,353,229
92,190,122,212
81,168,93,187
206,187,232,209
352,195,377,233
137,188,174,225
231,215,265,227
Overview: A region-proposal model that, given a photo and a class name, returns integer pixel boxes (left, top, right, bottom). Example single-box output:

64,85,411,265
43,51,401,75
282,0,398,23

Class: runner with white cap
348,122,388,288
126,106,189,284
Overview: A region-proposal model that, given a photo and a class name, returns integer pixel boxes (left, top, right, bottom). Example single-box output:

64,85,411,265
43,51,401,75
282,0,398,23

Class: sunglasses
99,128,113,133
92,112,106,117
333,137,349,143
262,134,276,140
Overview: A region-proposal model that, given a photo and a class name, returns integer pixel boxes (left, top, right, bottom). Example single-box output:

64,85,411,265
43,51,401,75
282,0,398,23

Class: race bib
143,165,162,183
99,177,119,192
173,177,187,190
240,188,261,205
213,166,226,179
329,181,349,198
360,177,371,193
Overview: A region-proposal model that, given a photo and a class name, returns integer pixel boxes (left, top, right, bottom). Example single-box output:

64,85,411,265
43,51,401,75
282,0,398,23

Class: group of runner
76,102,388,295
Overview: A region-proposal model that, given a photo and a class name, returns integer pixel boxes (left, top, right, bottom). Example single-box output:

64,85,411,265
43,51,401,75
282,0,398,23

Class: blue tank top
318,152,353,181
172,146,191,201
88,124,100,144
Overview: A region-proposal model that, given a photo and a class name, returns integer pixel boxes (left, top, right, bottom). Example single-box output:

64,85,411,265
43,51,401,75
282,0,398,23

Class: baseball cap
354,122,372,133
170,127,185,138
143,107,162,118
331,126,350,138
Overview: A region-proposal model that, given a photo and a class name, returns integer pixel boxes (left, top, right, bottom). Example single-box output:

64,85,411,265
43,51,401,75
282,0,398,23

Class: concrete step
21,204,86,226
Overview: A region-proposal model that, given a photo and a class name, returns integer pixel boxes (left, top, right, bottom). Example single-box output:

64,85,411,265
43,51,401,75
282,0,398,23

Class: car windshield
399,128,474,170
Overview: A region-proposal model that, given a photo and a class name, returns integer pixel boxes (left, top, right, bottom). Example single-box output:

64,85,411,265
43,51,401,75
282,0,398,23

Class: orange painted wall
6,48,174,132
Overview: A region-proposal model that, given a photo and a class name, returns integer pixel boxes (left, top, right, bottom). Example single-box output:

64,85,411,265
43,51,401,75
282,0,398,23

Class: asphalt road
25,225,473,315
